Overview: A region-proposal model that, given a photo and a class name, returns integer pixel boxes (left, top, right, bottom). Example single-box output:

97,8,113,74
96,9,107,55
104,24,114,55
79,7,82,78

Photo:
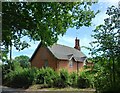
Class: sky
11,0,120,59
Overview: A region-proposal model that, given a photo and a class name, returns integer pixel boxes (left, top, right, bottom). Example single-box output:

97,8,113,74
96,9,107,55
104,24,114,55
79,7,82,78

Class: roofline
46,47,59,60
29,43,87,62
29,42,59,62
29,42,42,62
69,56,77,62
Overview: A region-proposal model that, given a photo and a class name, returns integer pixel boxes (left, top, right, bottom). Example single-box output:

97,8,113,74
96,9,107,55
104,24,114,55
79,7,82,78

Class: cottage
30,37,87,73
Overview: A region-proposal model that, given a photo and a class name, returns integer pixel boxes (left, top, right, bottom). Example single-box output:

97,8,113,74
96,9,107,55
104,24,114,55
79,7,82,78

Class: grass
27,84,95,92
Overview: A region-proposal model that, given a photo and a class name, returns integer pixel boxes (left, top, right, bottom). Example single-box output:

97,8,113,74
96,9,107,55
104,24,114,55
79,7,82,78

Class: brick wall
31,47,57,70
57,60,83,73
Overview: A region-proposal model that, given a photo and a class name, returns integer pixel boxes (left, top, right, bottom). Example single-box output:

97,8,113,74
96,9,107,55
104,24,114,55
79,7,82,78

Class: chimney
74,37,80,51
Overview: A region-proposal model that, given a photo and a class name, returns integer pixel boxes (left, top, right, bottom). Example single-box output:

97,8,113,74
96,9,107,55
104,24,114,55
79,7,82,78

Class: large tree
90,5,120,92
2,2,98,60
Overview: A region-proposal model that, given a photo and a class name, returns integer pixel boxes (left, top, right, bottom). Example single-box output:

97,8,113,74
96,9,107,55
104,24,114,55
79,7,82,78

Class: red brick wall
31,47,57,70
57,60,80,73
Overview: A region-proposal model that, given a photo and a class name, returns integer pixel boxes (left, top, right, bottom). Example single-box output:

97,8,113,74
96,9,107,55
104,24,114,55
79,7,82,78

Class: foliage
77,71,90,88
90,5,120,93
2,2,98,54
13,55,30,68
2,58,26,79
69,72,78,87
36,68,70,88
3,65,94,89
4,67,38,88
2,60,16,82
2,62,12,78
2,59,30,86
53,69,69,88
2,55,30,83
35,67,57,87
0,48,8,63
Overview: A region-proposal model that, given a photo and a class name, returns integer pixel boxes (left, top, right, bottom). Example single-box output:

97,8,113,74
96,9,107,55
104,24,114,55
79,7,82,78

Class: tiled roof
30,43,87,62
48,44,87,62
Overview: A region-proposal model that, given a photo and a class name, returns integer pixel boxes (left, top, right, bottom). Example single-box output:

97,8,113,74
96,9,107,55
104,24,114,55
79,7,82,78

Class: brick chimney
74,37,80,51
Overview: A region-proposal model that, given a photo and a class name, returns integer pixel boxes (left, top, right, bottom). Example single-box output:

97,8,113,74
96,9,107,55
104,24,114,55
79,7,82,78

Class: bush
53,69,69,88
94,71,120,93
3,65,94,89
4,67,38,88
77,76,90,88
69,72,78,87
2,61,23,85
77,71,90,88
35,67,57,87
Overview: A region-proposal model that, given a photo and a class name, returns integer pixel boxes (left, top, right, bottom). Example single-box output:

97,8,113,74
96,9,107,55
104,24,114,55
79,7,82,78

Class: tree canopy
13,55,30,68
90,5,120,92
2,2,98,51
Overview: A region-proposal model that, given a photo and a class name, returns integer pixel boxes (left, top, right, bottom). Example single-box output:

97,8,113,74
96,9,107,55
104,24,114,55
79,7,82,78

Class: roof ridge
54,43,79,51
54,44,84,53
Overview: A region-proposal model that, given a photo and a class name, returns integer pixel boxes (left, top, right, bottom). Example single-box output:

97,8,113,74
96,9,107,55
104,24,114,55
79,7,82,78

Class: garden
2,58,94,90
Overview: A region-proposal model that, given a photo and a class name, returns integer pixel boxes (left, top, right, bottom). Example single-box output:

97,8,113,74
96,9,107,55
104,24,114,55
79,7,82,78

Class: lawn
26,84,95,92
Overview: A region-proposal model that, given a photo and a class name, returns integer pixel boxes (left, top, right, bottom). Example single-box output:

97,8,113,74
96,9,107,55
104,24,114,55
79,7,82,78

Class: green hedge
3,67,92,88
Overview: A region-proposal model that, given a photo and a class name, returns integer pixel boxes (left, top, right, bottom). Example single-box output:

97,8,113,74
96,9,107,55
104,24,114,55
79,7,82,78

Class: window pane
44,60,48,67
69,60,73,67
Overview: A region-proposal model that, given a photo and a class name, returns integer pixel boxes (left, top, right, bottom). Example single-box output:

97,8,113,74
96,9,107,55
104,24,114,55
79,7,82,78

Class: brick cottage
30,37,89,73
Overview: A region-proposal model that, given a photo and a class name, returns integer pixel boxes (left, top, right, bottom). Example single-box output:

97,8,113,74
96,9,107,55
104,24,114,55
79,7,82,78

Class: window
41,51,46,59
69,60,73,67
44,60,48,67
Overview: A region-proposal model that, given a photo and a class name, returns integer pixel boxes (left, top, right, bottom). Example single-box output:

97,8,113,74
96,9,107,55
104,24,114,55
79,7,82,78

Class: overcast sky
11,0,119,59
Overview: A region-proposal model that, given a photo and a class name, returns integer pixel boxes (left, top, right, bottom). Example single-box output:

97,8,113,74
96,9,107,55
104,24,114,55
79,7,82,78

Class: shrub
53,75,64,88
69,72,78,87
35,67,57,87
2,61,22,84
94,71,120,93
77,76,90,88
53,69,69,88
77,71,90,88
4,67,38,88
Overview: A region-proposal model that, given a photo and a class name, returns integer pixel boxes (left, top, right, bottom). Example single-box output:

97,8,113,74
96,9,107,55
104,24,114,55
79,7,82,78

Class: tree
90,5,120,92
13,55,30,68
2,2,99,60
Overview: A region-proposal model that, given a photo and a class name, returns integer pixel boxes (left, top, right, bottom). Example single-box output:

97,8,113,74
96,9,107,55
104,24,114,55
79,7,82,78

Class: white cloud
92,12,108,26
99,0,119,6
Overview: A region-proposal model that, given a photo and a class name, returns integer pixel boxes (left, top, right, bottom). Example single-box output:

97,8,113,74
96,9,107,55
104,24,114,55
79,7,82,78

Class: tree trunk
10,43,12,63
